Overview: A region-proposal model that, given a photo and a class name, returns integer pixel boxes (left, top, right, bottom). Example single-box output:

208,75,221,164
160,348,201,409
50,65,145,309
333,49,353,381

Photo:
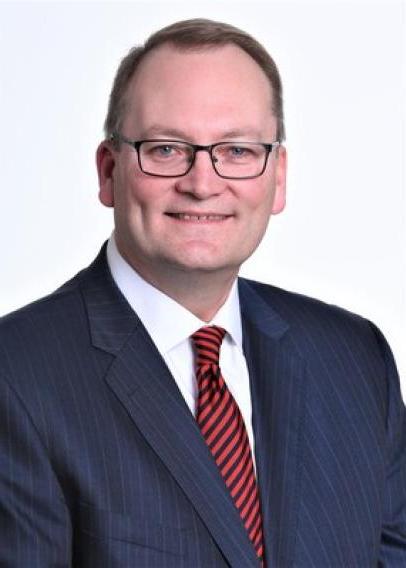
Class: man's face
98,44,286,284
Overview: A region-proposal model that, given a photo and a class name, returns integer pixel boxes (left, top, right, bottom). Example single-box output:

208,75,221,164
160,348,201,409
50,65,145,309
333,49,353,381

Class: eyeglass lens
139,141,268,178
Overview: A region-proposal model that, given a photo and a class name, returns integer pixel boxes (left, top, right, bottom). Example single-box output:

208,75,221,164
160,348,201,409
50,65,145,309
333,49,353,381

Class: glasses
111,133,280,180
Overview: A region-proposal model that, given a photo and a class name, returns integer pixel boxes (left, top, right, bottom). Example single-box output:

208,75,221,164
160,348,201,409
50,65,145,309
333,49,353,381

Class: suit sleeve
372,324,406,565
0,374,72,567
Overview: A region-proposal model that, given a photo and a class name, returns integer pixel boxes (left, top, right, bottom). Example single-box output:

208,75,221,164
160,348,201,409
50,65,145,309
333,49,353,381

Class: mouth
165,212,232,222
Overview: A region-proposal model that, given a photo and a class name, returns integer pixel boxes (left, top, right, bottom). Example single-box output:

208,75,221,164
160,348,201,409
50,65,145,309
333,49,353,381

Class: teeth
174,214,226,221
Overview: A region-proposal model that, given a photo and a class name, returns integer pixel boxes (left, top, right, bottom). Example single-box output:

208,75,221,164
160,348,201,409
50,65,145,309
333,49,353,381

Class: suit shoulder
240,277,378,345
240,278,397,390
243,278,361,318
1,269,84,328
0,268,89,366
0,243,109,336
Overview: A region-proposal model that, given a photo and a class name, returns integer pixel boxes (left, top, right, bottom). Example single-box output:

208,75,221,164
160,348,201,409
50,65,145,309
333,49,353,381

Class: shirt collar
106,233,243,354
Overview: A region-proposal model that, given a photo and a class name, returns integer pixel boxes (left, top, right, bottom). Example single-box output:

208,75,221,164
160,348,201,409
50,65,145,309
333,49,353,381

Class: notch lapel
80,245,259,567
239,279,307,567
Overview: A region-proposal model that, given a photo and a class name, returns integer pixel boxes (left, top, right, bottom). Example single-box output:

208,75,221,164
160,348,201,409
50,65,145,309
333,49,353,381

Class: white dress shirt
106,233,256,464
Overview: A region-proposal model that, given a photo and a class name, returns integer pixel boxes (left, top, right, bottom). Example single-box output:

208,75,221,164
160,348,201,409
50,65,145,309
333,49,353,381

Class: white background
1,0,405,393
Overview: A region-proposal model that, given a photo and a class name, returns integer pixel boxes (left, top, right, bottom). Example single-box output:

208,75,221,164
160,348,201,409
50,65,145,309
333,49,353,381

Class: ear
271,145,287,214
96,141,116,208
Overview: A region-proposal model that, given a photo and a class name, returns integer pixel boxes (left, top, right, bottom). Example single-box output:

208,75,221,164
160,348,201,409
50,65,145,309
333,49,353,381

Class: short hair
104,18,285,142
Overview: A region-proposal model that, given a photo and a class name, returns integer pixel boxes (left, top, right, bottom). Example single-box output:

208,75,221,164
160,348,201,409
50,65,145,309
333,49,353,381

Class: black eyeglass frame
110,132,281,180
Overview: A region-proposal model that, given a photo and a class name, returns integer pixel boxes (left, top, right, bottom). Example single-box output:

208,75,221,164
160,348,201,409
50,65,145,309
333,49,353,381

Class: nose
174,148,226,199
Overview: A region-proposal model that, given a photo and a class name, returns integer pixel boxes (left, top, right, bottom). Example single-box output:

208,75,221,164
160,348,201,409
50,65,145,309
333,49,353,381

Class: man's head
104,18,285,144
97,19,287,288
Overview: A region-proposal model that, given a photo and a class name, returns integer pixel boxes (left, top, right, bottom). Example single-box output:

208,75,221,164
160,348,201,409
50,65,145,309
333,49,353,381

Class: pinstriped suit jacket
0,242,405,567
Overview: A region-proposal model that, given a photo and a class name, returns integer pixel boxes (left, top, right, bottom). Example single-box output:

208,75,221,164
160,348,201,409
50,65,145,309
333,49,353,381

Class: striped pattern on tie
191,325,264,562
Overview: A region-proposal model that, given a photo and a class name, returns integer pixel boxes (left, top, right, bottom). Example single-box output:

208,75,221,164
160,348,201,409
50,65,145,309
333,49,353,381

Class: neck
116,246,237,322
148,269,237,322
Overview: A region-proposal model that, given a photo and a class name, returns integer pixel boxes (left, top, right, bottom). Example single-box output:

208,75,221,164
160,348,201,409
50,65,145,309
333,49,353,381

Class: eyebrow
140,124,265,141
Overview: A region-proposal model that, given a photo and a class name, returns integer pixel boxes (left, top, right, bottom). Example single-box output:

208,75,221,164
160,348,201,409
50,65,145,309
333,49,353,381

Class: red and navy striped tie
191,325,264,562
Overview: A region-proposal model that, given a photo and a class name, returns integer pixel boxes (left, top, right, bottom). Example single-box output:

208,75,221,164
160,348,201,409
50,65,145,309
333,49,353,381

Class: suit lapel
239,279,307,568
79,245,308,566
80,245,259,567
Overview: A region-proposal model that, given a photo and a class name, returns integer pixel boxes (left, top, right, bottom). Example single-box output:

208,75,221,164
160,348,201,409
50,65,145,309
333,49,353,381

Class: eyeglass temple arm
109,133,141,149
266,141,281,151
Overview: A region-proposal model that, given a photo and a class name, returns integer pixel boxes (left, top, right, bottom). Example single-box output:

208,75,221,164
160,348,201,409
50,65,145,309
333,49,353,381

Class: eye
154,145,175,156
217,144,258,161
142,142,186,162
230,146,248,156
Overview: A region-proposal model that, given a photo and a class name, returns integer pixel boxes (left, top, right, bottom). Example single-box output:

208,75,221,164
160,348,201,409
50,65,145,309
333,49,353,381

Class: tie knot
191,325,226,368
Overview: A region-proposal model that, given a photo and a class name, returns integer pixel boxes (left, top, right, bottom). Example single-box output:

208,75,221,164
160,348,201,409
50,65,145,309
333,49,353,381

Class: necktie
191,325,264,562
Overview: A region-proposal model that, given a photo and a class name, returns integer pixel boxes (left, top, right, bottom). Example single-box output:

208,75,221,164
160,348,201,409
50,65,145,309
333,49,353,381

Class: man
0,18,405,567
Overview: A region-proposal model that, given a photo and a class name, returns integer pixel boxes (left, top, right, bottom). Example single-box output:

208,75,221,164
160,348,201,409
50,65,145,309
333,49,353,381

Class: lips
166,212,232,221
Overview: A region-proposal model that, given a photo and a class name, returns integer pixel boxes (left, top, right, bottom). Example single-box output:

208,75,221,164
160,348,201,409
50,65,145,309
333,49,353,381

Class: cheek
243,180,274,216
116,172,155,214
240,185,274,247
128,170,172,207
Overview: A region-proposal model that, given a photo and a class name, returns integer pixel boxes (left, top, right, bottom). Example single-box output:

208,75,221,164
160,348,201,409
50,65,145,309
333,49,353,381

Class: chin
165,252,241,275
172,259,223,273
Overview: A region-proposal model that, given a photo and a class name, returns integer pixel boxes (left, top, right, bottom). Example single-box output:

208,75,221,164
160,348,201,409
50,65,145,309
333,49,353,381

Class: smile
166,213,232,222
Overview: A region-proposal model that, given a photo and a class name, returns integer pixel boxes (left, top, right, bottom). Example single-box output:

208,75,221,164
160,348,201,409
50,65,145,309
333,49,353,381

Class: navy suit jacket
1,243,405,567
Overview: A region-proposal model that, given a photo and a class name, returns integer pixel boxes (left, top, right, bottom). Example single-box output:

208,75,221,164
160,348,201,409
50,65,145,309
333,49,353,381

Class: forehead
123,44,275,139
